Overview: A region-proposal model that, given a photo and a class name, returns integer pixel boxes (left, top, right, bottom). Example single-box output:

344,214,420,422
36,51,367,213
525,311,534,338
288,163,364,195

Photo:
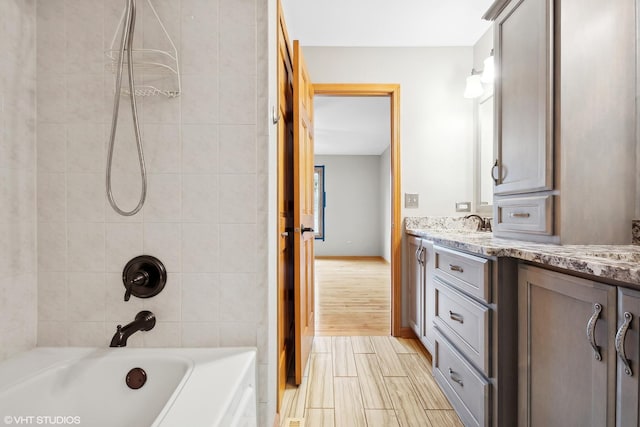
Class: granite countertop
405,217,640,287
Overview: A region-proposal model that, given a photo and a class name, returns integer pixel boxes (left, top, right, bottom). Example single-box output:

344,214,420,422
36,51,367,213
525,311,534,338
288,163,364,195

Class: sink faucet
110,310,156,347
464,214,492,232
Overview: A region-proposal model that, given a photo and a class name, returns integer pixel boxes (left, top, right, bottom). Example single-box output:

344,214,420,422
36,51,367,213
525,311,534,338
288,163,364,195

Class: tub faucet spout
110,310,156,347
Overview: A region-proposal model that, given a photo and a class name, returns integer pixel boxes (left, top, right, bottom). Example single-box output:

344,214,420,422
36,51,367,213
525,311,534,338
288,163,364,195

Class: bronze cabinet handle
449,264,464,273
615,312,633,376
449,311,464,324
448,368,463,387
510,212,531,218
587,303,603,361
491,159,499,185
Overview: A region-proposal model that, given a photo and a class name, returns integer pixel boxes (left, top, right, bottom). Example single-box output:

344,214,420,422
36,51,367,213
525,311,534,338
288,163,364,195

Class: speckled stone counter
633,220,640,245
405,217,640,287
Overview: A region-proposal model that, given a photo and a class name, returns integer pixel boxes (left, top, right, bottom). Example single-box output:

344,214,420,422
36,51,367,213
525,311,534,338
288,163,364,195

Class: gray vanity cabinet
485,0,635,244
616,287,640,427
407,236,423,337
518,264,617,427
406,235,435,353
492,0,553,197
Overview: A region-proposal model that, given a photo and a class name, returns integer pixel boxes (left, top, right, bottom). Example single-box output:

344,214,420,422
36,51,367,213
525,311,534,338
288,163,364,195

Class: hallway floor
315,257,391,336
280,336,463,427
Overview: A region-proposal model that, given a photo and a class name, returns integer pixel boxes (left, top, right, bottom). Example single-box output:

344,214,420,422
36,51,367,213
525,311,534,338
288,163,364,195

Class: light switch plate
405,193,419,208
455,201,471,212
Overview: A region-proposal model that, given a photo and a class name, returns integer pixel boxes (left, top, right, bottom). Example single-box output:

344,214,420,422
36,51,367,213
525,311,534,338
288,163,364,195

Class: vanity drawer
434,277,490,376
434,246,490,303
433,330,490,427
494,194,553,235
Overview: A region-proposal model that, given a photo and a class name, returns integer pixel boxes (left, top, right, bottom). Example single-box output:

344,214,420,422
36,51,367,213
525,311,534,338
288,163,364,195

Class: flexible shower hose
106,0,147,216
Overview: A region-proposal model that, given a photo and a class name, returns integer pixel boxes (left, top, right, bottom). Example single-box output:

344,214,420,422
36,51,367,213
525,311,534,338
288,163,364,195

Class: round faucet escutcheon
122,255,167,301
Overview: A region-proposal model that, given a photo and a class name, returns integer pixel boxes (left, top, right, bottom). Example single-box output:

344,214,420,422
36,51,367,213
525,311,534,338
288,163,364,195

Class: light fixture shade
481,55,495,83
464,74,483,99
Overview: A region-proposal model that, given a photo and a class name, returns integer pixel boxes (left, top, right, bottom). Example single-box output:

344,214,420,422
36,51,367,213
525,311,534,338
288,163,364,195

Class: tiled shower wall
0,1,37,361
35,0,270,420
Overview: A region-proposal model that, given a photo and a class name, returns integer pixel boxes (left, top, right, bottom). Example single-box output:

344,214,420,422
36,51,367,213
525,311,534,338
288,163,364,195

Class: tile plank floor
282,258,462,426
280,336,463,427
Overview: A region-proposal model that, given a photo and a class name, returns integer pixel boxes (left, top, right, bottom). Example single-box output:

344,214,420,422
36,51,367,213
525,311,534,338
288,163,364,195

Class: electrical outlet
405,193,419,208
455,201,471,212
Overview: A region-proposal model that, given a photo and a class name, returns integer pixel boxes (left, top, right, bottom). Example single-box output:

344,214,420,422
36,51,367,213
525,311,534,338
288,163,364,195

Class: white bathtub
0,347,256,427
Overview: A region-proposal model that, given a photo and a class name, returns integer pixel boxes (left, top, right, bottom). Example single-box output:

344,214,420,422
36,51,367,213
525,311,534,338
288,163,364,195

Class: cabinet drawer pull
510,212,531,218
586,303,603,361
449,311,464,324
491,159,499,185
615,312,633,376
449,264,464,273
448,368,463,387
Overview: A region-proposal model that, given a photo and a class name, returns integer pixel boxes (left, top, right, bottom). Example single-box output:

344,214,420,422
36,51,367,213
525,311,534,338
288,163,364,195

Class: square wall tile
67,123,105,173
143,124,181,174
36,123,66,173
38,272,67,321
219,73,257,125
144,174,182,222
181,273,219,321
68,321,106,346
182,124,218,173
181,322,219,347
181,174,218,223
219,224,256,273
180,74,218,124
181,223,219,273
66,173,104,222
67,222,105,272
219,174,257,224
67,272,105,321
37,321,69,346
37,172,66,222
219,273,261,322
37,222,67,272
143,321,181,347
219,125,256,173
219,322,257,347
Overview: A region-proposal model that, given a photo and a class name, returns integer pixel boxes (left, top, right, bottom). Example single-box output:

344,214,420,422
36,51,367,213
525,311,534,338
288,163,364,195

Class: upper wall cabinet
484,0,636,244
494,0,553,196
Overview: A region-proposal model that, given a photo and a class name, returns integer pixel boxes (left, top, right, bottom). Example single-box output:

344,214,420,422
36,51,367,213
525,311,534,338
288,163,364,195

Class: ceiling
281,0,494,47
286,1,493,156
314,96,390,156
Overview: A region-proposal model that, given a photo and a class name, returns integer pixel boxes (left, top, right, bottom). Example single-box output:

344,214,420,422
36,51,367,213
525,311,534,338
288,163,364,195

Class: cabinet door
420,240,434,353
518,265,616,427
617,287,640,427
494,0,553,195
407,236,422,336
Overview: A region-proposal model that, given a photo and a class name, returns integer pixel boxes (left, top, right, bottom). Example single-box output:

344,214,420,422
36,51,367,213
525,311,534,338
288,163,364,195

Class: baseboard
315,256,386,261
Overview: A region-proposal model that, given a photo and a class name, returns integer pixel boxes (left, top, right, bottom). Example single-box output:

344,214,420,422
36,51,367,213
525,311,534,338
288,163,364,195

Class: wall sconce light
481,49,494,83
464,50,494,99
464,69,484,99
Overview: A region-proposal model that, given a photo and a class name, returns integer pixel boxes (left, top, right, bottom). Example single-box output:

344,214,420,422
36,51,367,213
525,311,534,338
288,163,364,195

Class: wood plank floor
280,336,462,427
315,257,391,336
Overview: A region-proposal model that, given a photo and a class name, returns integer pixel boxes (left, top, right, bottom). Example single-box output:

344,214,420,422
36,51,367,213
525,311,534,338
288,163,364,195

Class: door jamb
313,83,406,337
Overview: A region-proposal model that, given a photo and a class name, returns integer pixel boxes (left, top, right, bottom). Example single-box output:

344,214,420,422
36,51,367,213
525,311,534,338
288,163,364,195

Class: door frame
313,83,405,337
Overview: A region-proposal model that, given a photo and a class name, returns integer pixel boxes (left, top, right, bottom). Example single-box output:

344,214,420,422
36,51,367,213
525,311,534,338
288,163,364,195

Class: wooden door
292,39,315,384
616,287,640,427
518,264,616,427
494,0,553,195
276,3,294,407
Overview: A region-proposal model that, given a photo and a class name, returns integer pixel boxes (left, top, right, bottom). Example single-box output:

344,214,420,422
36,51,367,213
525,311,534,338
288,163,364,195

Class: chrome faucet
109,310,156,347
464,214,492,232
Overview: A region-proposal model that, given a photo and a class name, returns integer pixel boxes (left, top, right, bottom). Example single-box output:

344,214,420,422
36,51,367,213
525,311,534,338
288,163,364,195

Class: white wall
304,47,475,218
35,0,272,423
0,0,37,361
380,147,391,262
315,155,382,256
